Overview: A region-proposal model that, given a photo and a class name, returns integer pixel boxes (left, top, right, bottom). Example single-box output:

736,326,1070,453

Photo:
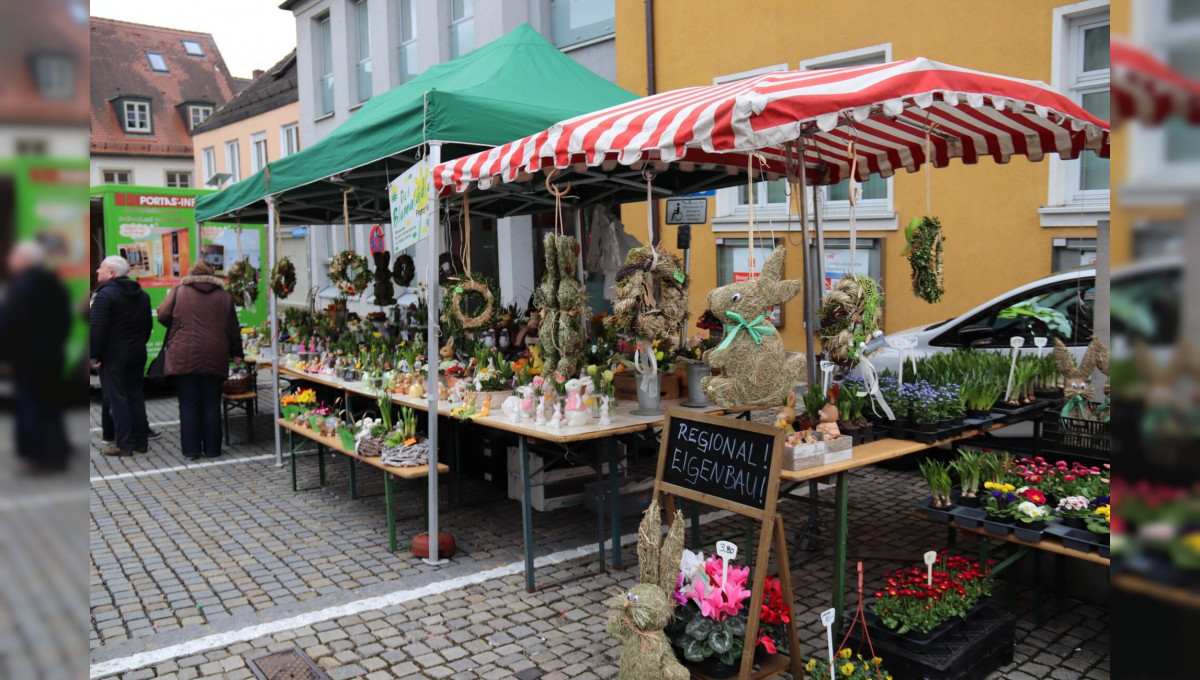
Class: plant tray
949,505,987,529
848,606,1015,680
915,497,956,524
1011,522,1047,543
1045,523,1109,555
980,517,1013,537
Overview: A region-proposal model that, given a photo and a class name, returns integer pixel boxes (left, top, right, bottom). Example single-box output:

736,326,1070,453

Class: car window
1111,266,1180,346
937,278,1095,347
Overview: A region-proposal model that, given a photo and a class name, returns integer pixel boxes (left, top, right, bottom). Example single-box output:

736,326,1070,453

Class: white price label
1033,337,1047,349
716,541,738,561
1010,336,1026,348
820,608,836,627
923,550,938,565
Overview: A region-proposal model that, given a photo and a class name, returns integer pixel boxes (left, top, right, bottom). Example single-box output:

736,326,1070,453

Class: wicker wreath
440,274,499,333
227,258,259,309
392,253,416,287
329,250,371,297
905,216,945,304
606,245,689,343
270,256,297,299
818,274,883,366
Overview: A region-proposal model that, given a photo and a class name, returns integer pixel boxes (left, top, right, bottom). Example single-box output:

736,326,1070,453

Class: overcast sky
91,0,297,79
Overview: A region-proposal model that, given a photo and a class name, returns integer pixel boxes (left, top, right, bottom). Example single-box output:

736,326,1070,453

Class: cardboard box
505,446,626,511
783,439,853,470
612,372,681,401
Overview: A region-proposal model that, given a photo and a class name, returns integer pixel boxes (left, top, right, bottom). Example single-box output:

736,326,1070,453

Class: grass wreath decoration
392,253,415,287
329,250,371,297
818,274,883,366
440,273,499,334
227,258,259,309
270,256,297,299
605,245,689,344
905,216,945,304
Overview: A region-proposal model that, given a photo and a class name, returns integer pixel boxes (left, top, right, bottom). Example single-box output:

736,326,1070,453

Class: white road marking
88,508,734,678
89,420,181,433
90,454,276,484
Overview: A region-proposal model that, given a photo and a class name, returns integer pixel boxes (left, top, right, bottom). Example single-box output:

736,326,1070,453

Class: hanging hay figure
606,245,689,344
534,233,586,375
701,247,805,407
227,258,259,309
1055,336,1109,421
269,256,296,299
818,274,882,367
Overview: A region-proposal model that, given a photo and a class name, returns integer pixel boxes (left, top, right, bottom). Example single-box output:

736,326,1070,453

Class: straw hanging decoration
227,220,259,309
533,171,586,375
440,191,498,333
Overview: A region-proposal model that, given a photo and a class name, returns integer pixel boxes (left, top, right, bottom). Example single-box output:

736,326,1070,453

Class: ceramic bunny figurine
564,378,589,426
517,385,536,421
701,247,805,407
501,394,523,423
773,391,797,430
605,499,688,680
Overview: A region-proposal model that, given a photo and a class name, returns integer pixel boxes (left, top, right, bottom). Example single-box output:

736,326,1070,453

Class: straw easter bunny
701,247,805,407
605,499,688,680
1054,336,1109,420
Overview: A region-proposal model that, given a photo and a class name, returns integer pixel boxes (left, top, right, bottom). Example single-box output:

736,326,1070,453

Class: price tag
820,607,837,680
820,361,836,394
1033,336,1047,358
716,540,737,585
1005,337,1025,401
924,550,938,586
673,270,686,283
1010,337,1026,349
404,437,417,446
454,286,464,293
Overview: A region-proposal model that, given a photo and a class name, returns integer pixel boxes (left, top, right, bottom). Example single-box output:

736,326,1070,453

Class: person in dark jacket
158,260,243,460
0,242,72,472
90,255,153,456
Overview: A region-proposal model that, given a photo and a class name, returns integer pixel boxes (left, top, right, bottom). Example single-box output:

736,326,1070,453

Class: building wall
0,126,89,159
89,155,196,188
613,0,1109,352
192,101,301,188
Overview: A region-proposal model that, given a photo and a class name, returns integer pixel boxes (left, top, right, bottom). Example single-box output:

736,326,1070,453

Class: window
122,100,151,133
181,39,205,56
315,14,334,116
16,139,47,155
1070,19,1110,194
354,0,372,102
398,0,418,83
1051,238,1097,273
1134,220,1183,259
937,279,1096,347
807,238,884,292
166,171,191,188
250,132,268,173
188,104,213,130
32,55,73,99
1111,263,1181,346
102,170,131,184
450,0,474,58
201,146,216,183
716,237,786,326
280,124,300,157
552,0,615,48
225,140,241,182
146,51,169,72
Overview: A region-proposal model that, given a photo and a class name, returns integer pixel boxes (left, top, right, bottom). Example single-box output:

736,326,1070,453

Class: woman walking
158,260,243,460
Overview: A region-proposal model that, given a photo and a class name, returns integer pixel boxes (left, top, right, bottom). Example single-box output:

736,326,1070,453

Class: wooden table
1113,573,1200,609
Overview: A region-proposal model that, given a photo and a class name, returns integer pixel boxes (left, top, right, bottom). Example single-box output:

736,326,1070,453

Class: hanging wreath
440,273,500,334
392,253,416,287
904,216,945,304
227,258,259,309
270,256,297,299
329,250,371,297
818,274,883,366
606,245,689,344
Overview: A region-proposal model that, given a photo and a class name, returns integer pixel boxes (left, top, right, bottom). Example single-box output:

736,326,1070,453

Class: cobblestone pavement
90,383,1110,679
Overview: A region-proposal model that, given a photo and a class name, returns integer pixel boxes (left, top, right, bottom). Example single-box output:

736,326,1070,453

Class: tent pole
267,197,283,467
424,142,446,565
808,189,826,386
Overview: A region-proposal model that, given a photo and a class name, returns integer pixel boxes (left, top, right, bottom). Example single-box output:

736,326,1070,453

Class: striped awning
1112,38,1200,127
435,57,1110,195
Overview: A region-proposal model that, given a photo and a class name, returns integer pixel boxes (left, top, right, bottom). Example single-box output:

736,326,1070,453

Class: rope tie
342,188,353,248
847,137,859,276
924,121,939,216
643,169,659,269
461,191,472,276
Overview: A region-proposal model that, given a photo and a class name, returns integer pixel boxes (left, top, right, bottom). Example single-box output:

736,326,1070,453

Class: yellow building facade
612,0,1110,351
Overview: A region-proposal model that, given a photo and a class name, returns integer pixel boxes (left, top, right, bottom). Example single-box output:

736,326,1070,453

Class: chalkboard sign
657,408,784,514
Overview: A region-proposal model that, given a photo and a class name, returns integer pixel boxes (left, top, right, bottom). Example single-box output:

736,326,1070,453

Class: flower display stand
848,606,1015,680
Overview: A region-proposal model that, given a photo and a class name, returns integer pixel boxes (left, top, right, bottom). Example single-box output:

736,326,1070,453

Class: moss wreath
270,256,297,299
227,258,259,309
329,250,371,297
440,273,499,334
605,245,689,344
392,253,416,287
818,274,883,366
904,216,945,304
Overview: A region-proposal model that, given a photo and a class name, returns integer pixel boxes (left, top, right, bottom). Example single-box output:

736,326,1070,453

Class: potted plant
804,650,894,680
950,450,984,508
1010,488,1052,542
876,377,910,432
961,371,1002,418
1087,502,1110,536
1055,495,1093,530
868,553,993,649
667,551,753,678
983,480,1018,535
909,382,942,432
916,459,954,521
676,325,719,407
800,384,828,431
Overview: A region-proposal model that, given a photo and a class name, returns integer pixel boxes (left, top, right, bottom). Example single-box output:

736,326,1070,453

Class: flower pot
681,363,713,407
916,422,939,433
965,408,991,419
915,496,955,523
955,494,981,508
949,505,988,529
1013,520,1047,543
693,656,740,678
632,372,664,416
981,516,1013,536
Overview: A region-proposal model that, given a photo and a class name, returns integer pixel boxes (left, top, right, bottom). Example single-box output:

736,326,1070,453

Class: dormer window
121,99,152,133
189,104,213,129
31,54,73,99
181,40,205,57
146,51,168,73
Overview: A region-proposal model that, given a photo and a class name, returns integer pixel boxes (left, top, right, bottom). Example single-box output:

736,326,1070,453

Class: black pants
100,360,148,451
175,374,223,458
14,372,68,470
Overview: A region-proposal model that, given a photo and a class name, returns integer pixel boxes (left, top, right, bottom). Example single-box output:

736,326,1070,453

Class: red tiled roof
90,17,240,158
0,0,88,125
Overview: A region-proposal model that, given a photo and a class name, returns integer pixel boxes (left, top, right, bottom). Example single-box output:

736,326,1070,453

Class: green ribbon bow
1060,394,1090,426
717,312,776,350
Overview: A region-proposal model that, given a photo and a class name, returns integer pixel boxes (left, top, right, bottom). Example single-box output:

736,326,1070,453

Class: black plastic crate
847,606,1015,680
1041,408,1109,458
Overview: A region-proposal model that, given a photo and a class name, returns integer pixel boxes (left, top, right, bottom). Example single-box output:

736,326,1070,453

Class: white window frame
225,139,241,183
1044,0,1111,223
250,131,269,173
315,14,335,117
397,0,418,84
102,169,132,185
354,0,373,103
165,171,192,188
34,55,73,99
189,104,213,130
201,146,216,183
450,0,474,59
280,123,300,157
181,39,205,56
123,100,151,133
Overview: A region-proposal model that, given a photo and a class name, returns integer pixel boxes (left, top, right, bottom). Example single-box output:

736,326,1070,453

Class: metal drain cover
247,647,331,680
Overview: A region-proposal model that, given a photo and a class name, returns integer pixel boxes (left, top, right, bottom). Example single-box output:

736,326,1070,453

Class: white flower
1016,501,1045,518
678,549,706,586
1057,495,1089,511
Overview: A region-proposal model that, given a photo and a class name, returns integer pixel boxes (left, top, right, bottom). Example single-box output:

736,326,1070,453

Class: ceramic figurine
598,395,613,426
535,397,546,426
501,394,523,422
816,403,841,439
564,378,589,427
498,328,511,352
517,385,536,421
548,401,563,429
408,381,425,398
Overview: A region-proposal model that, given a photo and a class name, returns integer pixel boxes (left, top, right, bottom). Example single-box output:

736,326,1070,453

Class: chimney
252,69,264,79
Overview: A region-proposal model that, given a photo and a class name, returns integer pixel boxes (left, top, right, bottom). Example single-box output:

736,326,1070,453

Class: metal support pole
808,191,826,386
832,471,849,634
609,438,622,569
520,436,535,591
268,196,283,467
425,142,446,565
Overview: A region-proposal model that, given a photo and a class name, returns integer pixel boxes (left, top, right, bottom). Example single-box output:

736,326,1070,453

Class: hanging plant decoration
440,273,499,334
329,250,371,297
904,216,945,304
818,274,883,366
269,256,297,299
227,258,259,309
534,233,587,375
606,245,689,344
392,253,416,287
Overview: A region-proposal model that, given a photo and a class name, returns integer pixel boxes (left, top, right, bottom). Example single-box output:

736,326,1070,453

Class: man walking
90,255,151,456
0,242,71,472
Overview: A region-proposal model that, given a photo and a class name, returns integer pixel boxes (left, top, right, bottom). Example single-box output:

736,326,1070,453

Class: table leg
1055,554,1066,613
318,445,327,487
349,457,358,499
1034,550,1044,625
609,438,622,569
519,436,535,592
384,471,397,553
594,443,606,572
289,431,297,492
833,471,849,634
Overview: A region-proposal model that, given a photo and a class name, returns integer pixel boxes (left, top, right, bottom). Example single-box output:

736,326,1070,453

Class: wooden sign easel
654,408,803,680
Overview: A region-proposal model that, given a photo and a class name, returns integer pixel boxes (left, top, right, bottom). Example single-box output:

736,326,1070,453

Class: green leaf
682,638,707,662
708,628,732,654
686,617,714,641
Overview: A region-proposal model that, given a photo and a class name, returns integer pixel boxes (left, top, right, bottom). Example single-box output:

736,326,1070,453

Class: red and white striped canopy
1112,38,1200,127
435,57,1110,195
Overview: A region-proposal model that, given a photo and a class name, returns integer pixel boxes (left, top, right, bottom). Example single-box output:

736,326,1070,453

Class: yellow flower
1184,533,1200,554
805,658,817,672
839,648,852,659
873,657,883,665
1094,505,1110,518
602,370,614,383
374,332,383,339
984,481,996,490
841,662,855,676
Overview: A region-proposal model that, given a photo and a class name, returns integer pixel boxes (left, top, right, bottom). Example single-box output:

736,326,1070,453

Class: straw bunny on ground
701,247,805,407
605,499,688,680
